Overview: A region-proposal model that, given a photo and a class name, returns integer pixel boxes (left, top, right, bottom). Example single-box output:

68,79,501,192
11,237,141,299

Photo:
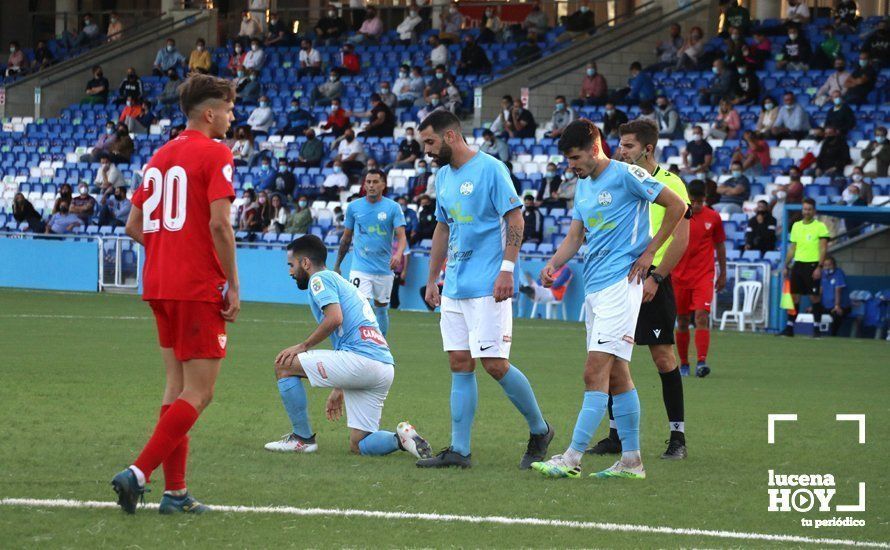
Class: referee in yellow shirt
781,198,830,337
587,119,692,460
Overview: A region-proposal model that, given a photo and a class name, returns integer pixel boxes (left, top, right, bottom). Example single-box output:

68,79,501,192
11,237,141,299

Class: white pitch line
0,498,886,548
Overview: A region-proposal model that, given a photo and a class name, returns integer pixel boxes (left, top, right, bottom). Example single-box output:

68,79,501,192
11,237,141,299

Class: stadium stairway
1,9,217,120
477,0,717,126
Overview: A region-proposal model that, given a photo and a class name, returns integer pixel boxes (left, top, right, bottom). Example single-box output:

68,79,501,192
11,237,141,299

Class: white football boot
396,422,432,459
264,433,318,453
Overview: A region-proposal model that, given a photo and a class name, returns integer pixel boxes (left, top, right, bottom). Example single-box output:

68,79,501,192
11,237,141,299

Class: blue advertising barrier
0,237,98,292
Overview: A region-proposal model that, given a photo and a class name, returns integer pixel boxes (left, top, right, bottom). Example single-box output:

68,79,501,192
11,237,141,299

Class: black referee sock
606,395,619,441
659,368,685,442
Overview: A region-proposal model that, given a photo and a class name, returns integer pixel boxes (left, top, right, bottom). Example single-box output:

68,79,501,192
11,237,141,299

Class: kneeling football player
264,235,432,459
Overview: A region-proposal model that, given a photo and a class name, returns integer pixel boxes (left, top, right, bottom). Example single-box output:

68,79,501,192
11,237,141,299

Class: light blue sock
374,305,390,336
612,389,641,452
498,365,548,435
569,391,609,453
358,430,400,455
277,377,313,439
450,372,478,456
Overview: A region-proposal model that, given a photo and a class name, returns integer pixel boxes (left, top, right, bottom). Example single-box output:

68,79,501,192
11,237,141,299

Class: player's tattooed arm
503,208,524,261
334,229,353,273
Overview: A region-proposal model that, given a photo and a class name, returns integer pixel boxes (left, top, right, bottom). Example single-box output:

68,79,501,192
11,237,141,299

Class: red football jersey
132,129,235,302
673,205,725,287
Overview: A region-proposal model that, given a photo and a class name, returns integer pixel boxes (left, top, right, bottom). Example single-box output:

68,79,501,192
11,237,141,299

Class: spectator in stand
732,63,760,105
427,35,450,71
508,97,537,139
815,57,850,107
771,167,804,223
82,65,109,105
188,38,211,74
116,67,143,104
98,186,131,227
785,0,811,26
457,35,492,75
228,43,246,76
424,65,450,99
820,256,850,336
563,1,595,37
699,59,733,107
720,0,751,36
94,154,124,192
321,98,350,136
504,161,523,195
814,25,842,69
443,74,463,115
279,98,314,136
834,1,860,33
839,179,868,206
126,98,155,134
844,51,877,105
256,189,274,231
732,130,770,176
648,23,684,72
602,101,628,139
238,189,262,232
708,99,741,140
397,5,423,45
332,128,366,176
311,69,343,107
548,96,575,138
824,90,856,136
414,194,437,243
478,5,504,44
723,26,747,68
107,13,124,41
387,127,422,169
348,5,384,45
676,26,704,71
755,96,779,136
751,31,772,66
396,195,419,246
230,126,255,166
266,193,289,233
339,43,361,75
315,6,348,45
285,196,313,233
655,94,683,139
321,160,349,200
574,61,608,107
239,10,263,45
118,96,143,125
405,65,428,107
393,65,414,107
243,39,266,72
297,39,322,77
417,93,446,121
45,200,83,235
12,193,45,232
260,157,297,199
82,121,118,162
32,40,54,71
713,161,749,214
848,167,875,204
536,163,565,208
439,3,464,43
352,93,396,138
296,129,324,168
410,160,431,198
152,39,185,76
513,34,542,66
5,42,26,77
69,182,97,225
480,129,510,161
682,125,713,176
265,12,291,47
522,1,549,37
859,126,889,177
52,184,73,214
377,81,397,111
236,69,262,104
247,96,275,135
771,92,811,140
861,17,889,68
776,25,811,71
521,195,543,244
613,61,655,105
256,156,274,183
489,95,514,136
66,13,101,49
109,125,133,163
815,126,851,177
737,40,764,70
745,200,778,254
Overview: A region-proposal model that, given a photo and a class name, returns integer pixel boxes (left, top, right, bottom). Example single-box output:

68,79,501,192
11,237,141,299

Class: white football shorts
440,295,513,359
349,270,394,305
584,277,643,362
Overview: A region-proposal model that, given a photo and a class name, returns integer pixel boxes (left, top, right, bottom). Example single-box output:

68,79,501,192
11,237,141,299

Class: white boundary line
1,498,887,548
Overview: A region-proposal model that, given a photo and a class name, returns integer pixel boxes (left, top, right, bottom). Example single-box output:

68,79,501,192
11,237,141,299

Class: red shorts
149,300,227,362
675,279,714,315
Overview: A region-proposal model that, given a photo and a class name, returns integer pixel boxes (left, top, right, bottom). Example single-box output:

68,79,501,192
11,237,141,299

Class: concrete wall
831,228,890,277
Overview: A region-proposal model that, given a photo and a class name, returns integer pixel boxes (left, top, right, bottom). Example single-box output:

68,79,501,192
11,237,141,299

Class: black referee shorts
635,275,677,346
790,261,820,296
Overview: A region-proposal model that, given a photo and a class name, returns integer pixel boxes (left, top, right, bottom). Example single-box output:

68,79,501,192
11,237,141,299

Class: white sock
128,465,146,487
609,419,617,430
563,447,584,468
670,421,685,433
621,450,642,467
164,488,188,497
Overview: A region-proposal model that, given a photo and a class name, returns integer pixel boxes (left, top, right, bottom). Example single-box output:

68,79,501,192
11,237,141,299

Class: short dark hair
630,61,642,71
687,179,706,198
502,94,513,103
618,118,658,148
178,74,235,118
364,168,387,182
555,95,566,102
482,129,493,138
287,234,328,265
802,197,817,208
418,109,461,134
558,119,601,153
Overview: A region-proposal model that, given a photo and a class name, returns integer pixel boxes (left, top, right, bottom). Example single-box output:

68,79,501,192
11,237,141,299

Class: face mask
79,187,88,195
852,173,863,181
436,73,444,79
279,165,287,173
580,6,589,13
9,47,15,53
405,134,414,141
249,75,256,81
289,105,298,112
859,59,868,67
731,33,740,41
399,71,408,78
330,105,338,112
110,18,116,23
764,103,774,110
876,136,886,144
416,167,426,174
833,97,842,106
556,103,565,111
545,171,555,178
712,67,719,75
259,101,268,107
732,170,742,178
694,134,703,141
410,10,418,17
270,19,278,25
788,34,798,40
380,87,390,94
126,100,133,107
196,45,204,51
333,166,342,173
431,98,440,106
261,164,270,171
106,127,114,134
565,172,575,180
84,19,91,25
605,109,615,116
237,71,245,77
785,104,794,109
251,45,258,51
431,166,439,174
235,47,242,53
166,45,174,52
328,10,336,16
329,76,338,82
738,67,747,75
586,68,595,76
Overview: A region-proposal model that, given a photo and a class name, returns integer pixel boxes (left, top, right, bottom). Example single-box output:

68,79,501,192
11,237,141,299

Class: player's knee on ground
448,351,475,373
480,357,509,380
373,300,387,308
694,310,709,328
349,429,370,454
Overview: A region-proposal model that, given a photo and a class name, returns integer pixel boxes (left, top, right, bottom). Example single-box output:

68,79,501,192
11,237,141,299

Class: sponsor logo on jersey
459,181,474,196
586,212,616,231
359,326,388,346
218,334,227,349
310,277,325,295
448,203,474,223
597,190,612,206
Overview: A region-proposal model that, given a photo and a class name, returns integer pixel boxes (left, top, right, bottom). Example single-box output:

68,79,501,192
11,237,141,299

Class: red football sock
133,399,199,484
695,329,710,363
159,404,189,492
676,330,690,365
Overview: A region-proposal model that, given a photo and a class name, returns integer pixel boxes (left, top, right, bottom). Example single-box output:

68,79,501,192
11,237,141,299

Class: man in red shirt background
673,180,726,378
112,74,240,515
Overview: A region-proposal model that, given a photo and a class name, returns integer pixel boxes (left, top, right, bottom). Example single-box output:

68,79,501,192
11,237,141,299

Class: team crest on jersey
310,277,325,295
377,211,388,221
459,181,474,196
218,334,227,349
705,222,713,230
222,164,233,183
598,191,613,206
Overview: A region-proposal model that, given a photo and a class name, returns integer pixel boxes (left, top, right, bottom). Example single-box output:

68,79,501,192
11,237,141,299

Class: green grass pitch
0,289,887,548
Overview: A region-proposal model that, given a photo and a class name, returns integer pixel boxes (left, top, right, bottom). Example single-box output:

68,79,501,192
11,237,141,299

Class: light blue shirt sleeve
309,273,339,310
490,161,521,217
344,202,356,230
625,165,664,203
392,201,406,228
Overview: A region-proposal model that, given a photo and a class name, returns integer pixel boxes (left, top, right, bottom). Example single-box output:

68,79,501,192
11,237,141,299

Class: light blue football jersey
434,151,521,299
344,197,406,275
571,160,665,295
307,270,394,365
